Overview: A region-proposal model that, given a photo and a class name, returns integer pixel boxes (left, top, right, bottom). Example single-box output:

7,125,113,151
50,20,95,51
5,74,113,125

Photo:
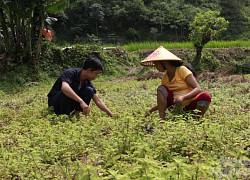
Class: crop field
122,40,250,51
0,74,249,179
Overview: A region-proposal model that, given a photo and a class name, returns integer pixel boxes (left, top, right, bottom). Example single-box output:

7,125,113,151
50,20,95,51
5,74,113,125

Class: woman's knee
157,85,168,99
197,92,211,102
157,85,174,107
196,92,211,115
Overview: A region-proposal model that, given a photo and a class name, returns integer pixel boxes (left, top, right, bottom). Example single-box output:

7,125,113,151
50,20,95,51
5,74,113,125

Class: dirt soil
108,47,250,82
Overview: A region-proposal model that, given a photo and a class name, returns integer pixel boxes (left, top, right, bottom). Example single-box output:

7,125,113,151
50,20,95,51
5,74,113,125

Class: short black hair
82,56,103,71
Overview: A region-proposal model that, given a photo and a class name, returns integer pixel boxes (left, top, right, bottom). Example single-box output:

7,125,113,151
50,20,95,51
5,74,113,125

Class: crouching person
47,56,113,117
141,46,211,120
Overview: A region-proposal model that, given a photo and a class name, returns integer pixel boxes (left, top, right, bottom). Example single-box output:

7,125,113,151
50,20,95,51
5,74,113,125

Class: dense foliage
0,40,249,178
0,73,249,179
0,0,69,65
1,0,249,67
52,0,250,43
37,42,250,76
189,10,229,64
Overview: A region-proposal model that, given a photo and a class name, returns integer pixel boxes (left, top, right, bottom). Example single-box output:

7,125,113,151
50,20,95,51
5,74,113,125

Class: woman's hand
145,109,151,117
174,96,185,105
145,106,158,117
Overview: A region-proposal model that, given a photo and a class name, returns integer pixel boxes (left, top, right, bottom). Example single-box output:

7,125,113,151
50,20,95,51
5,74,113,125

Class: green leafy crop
0,75,249,179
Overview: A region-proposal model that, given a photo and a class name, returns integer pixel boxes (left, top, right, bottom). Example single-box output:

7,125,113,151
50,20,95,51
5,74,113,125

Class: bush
190,51,222,73
231,57,250,74
150,27,159,41
39,43,135,77
200,51,222,72
39,43,103,76
126,28,140,42
0,65,41,93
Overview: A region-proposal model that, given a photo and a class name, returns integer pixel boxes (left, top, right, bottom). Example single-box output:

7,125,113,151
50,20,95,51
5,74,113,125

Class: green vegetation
1,0,249,67
123,42,194,52
123,40,250,52
0,0,249,177
0,74,249,179
189,10,229,64
205,40,250,48
48,0,250,43
0,0,69,65
0,41,249,178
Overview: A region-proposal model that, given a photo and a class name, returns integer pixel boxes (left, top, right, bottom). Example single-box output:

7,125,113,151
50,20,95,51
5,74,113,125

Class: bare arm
149,105,158,113
61,82,89,115
145,105,158,117
92,94,113,117
174,74,202,104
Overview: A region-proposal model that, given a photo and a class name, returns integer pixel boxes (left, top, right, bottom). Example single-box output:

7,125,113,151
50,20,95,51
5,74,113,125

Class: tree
0,0,68,66
189,10,229,65
108,0,147,35
89,3,104,37
149,1,200,41
219,0,250,39
167,2,200,41
150,1,170,34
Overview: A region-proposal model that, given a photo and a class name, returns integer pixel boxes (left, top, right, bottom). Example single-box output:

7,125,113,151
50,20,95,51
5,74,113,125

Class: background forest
1,0,250,46
1,0,249,67
51,0,250,44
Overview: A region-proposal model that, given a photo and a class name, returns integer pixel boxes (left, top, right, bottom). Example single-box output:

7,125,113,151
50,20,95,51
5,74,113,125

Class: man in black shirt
48,56,113,117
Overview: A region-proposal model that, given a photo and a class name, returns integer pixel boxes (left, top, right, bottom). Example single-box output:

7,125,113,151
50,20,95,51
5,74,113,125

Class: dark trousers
48,86,95,115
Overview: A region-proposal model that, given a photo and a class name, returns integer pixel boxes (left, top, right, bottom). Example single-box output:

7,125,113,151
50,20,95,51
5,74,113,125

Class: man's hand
80,101,90,115
61,82,90,115
107,112,114,117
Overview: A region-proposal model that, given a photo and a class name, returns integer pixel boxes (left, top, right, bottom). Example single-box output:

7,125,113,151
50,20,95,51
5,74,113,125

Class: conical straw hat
140,46,182,66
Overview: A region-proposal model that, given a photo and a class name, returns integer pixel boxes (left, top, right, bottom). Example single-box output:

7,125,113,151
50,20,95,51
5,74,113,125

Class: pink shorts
157,85,211,111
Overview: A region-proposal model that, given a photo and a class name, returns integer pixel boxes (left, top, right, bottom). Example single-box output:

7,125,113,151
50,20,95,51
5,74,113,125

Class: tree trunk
194,46,203,65
34,6,45,67
0,7,11,50
96,22,98,37
35,20,44,67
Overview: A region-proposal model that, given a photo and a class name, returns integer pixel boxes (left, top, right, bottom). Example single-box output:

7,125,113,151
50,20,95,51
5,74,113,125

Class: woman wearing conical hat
141,46,211,119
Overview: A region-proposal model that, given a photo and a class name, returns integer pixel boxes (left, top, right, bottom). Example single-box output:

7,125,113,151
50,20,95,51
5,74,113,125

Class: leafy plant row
0,76,249,179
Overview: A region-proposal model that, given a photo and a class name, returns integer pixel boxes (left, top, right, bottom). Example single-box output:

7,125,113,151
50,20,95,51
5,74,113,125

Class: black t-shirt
47,68,96,97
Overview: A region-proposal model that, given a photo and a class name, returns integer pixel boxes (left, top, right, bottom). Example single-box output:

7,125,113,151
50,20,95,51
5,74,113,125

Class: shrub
190,51,221,73
126,28,140,42
231,57,250,74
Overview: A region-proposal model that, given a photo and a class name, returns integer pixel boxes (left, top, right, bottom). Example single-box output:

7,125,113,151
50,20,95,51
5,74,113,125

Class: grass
123,40,250,51
0,74,249,179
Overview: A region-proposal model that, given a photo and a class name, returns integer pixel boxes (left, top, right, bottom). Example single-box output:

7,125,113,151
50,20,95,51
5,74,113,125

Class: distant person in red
141,46,211,119
42,27,53,41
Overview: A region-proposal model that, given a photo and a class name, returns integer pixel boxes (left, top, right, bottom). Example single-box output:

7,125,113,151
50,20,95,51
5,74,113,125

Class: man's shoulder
64,68,81,72
62,68,81,76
